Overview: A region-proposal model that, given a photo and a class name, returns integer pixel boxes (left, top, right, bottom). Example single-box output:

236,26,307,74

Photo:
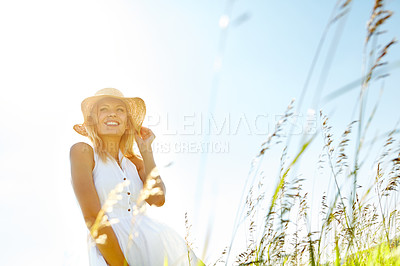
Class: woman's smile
104,120,120,126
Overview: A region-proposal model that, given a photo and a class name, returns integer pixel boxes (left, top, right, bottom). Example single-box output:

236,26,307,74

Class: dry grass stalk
88,180,130,245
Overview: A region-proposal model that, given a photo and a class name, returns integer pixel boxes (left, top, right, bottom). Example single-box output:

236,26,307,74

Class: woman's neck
101,135,121,161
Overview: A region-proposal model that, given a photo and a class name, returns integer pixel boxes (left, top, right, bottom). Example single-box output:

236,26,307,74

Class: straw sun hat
73,88,146,137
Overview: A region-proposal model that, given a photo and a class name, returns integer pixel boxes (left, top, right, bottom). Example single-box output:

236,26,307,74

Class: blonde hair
84,100,142,163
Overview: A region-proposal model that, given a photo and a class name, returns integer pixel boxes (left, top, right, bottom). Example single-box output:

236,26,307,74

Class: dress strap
90,144,98,161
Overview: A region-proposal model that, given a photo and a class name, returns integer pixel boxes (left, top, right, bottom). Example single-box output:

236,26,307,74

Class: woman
70,88,204,266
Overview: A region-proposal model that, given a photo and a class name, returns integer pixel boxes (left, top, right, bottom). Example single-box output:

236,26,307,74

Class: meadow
210,0,400,265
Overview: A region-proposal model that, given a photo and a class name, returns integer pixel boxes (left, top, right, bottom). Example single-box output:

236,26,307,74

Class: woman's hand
135,126,155,154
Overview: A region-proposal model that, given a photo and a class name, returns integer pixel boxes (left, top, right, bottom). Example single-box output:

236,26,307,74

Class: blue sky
0,0,399,265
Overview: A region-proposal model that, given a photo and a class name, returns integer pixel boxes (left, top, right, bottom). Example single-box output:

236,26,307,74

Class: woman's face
95,97,128,137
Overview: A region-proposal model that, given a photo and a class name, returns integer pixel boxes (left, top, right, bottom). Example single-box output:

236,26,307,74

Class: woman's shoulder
70,142,94,154
70,142,95,171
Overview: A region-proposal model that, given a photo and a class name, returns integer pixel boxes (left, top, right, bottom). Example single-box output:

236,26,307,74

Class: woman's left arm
135,127,166,207
140,149,166,206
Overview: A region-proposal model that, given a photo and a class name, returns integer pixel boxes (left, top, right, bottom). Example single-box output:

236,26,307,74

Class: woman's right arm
70,142,129,266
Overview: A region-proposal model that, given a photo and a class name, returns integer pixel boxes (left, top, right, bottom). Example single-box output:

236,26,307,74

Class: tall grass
214,0,400,265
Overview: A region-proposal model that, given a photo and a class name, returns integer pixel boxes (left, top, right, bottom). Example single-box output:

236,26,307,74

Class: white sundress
86,148,203,266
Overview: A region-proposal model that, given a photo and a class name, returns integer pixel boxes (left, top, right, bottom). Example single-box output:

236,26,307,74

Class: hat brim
74,95,146,137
